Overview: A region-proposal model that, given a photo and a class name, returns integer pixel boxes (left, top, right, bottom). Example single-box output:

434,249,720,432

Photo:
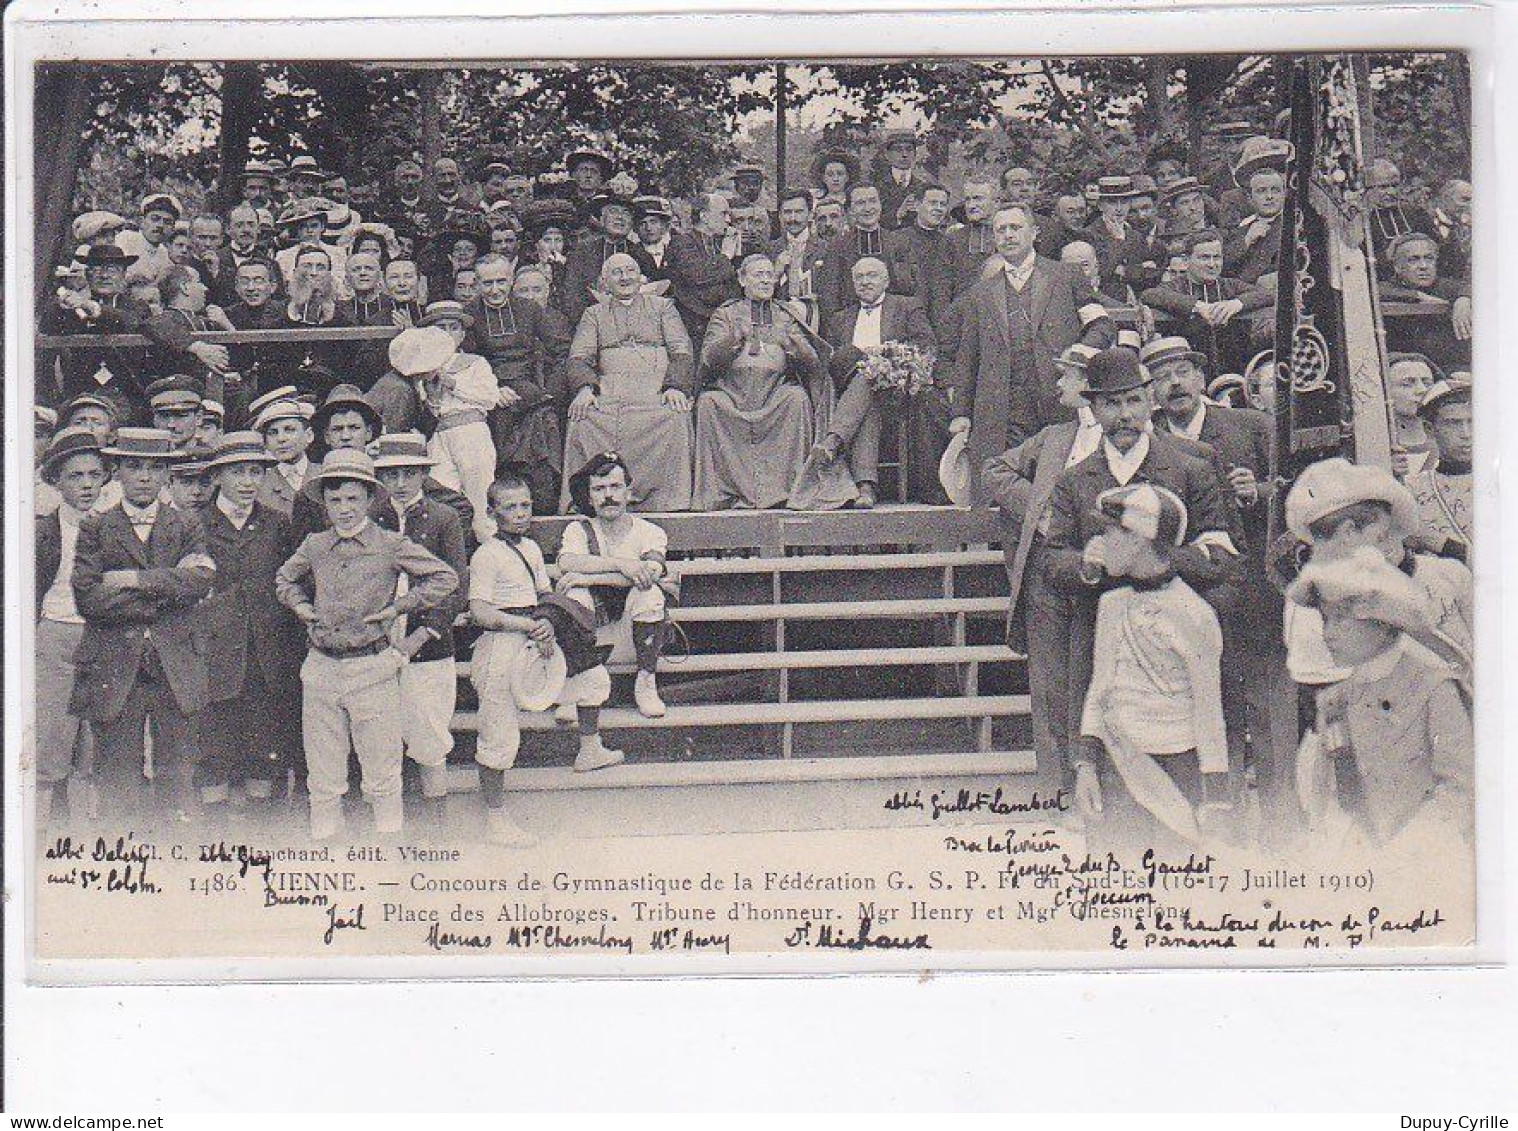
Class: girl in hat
1079,482,1232,846
1289,546,1472,848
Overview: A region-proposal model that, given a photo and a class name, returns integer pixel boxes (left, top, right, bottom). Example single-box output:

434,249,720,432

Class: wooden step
453,749,1039,792
453,694,1030,732
457,643,1015,680
671,595,1009,623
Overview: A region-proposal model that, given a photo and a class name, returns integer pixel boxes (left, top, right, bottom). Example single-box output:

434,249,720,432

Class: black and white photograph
6,15,1494,979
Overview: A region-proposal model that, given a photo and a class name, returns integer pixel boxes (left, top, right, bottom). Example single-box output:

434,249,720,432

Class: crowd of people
32,120,1476,850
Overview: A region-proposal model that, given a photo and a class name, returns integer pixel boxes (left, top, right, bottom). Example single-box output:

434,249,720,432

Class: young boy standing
1079,482,1231,845
274,449,458,839
1289,546,1473,846
467,476,560,846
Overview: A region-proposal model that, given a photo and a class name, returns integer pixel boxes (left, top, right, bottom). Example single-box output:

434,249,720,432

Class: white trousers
399,656,456,769
428,421,497,540
300,648,406,837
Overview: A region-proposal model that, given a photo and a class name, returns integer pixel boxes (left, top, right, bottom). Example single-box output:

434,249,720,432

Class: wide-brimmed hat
436,210,489,249
371,431,436,470
1232,136,1294,187
253,399,310,433
483,200,523,230
1096,175,1143,201
147,375,205,414
512,641,569,713
521,198,578,239
1140,335,1209,373
311,383,382,436
72,211,128,243
78,244,137,268
102,427,179,460
140,193,183,219
312,448,380,488
389,326,458,377
40,426,105,481
417,300,474,330
1418,378,1472,420
565,148,615,180
1084,347,1152,397
206,431,278,472
1284,457,1420,542
1095,482,1189,547
938,431,971,507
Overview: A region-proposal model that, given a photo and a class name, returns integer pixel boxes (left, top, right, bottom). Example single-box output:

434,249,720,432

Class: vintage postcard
5,6,1498,982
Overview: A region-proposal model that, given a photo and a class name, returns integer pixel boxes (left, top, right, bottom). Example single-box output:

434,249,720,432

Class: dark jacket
560,235,640,327
817,226,891,327
1140,275,1272,375
195,500,305,701
882,225,959,337
36,510,63,619
389,494,469,662
662,230,742,346
70,503,215,720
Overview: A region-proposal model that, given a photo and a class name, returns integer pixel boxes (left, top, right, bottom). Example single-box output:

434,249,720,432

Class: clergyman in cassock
949,204,1116,505
693,254,823,510
562,253,696,512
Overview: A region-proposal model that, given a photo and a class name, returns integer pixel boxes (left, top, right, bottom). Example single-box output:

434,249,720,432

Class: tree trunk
217,62,260,213
1145,56,1172,140
419,69,442,197
34,65,94,302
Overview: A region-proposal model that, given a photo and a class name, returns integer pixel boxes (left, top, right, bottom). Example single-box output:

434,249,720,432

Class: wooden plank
453,694,1031,732
38,326,398,349
672,549,1004,576
477,749,1039,792
456,643,1017,679
671,596,1009,623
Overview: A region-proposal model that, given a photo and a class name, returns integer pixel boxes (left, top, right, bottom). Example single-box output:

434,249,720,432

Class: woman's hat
938,431,971,507
72,211,128,243
312,448,380,488
388,326,458,377
206,431,278,472
809,148,859,186
40,426,104,481
311,383,382,436
1094,482,1189,546
1284,457,1421,542
1084,347,1152,397
371,431,436,470
1232,136,1294,187
512,642,569,713
102,427,179,460
277,198,329,228
418,300,474,330
521,198,579,240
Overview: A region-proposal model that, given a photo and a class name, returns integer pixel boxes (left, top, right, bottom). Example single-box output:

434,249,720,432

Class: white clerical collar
1103,428,1152,485
1169,400,1207,441
217,492,253,529
893,168,912,186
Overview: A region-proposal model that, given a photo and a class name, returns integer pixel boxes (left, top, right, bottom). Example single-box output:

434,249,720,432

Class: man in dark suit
770,190,831,332
1140,229,1272,377
874,128,933,231
883,182,959,339
948,204,1116,505
194,432,306,813
1042,349,1240,822
1222,139,1292,284
1142,336,1294,823
813,257,939,507
1365,158,1439,275
946,176,1001,297
560,194,638,326
982,344,1105,785
373,432,470,835
71,427,216,820
818,184,891,325
662,193,742,348
1380,232,1473,375
1081,176,1160,298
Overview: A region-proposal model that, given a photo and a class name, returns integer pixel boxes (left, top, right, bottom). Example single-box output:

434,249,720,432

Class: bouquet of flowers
858,341,937,396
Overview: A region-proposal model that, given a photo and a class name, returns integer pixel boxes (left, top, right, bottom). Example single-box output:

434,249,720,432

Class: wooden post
419,69,443,196
34,66,93,302
218,62,259,213
774,62,788,204
1351,54,1376,160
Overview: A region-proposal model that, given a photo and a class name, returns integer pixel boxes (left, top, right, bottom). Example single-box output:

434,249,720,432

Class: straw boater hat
206,431,278,472
632,195,674,222
417,300,474,331
1055,343,1103,373
146,375,205,416
40,426,104,482
1284,457,1421,543
512,641,569,713
170,444,215,478
938,431,971,507
1140,335,1208,373
1232,136,1294,187
311,384,382,437
102,427,179,460
1159,175,1206,207
1094,482,1190,547
1096,175,1144,201
247,385,299,421
241,159,274,183
371,431,436,470
288,154,326,182
388,326,458,377
565,147,615,181
253,398,309,433
35,405,59,432
1206,373,1249,404
201,399,225,426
